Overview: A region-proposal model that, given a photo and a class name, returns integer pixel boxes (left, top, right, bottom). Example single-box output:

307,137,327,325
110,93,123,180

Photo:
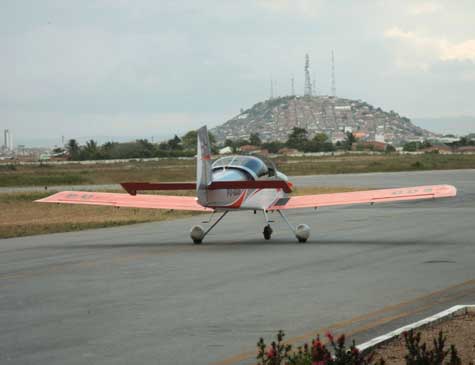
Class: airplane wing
36,191,212,212
270,184,456,210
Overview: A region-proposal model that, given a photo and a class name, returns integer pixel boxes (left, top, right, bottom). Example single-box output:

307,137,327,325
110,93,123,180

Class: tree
82,139,99,160
181,130,197,150
100,141,116,159
66,139,80,160
262,141,285,154
136,139,155,158
249,133,262,146
167,135,182,150
52,147,65,154
386,144,396,153
286,127,308,149
344,131,356,150
403,142,418,152
303,133,332,152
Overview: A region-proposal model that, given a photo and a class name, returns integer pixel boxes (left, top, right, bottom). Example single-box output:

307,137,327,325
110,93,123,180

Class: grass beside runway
1,154,475,187
0,187,362,239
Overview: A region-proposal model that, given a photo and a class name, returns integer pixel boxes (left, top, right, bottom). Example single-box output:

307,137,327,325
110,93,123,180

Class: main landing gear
189,209,310,244
263,210,310,243
190,211,228,244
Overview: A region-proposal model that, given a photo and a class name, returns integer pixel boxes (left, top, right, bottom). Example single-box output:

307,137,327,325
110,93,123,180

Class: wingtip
448,184,457,196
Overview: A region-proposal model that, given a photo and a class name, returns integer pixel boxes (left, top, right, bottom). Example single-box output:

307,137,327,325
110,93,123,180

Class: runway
1,170,474,365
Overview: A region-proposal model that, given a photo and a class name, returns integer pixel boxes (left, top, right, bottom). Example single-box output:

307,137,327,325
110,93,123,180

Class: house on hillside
456,146,475,154
239,145,261,154
352,141,386,152
419,145,452,154
278,147,299,156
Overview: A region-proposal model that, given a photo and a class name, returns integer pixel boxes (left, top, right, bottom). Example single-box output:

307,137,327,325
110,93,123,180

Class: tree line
60,128,357,161
59,127,474,161
62,130,216,161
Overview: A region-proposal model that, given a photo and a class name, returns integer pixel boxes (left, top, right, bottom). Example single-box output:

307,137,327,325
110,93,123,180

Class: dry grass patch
0,192,200,239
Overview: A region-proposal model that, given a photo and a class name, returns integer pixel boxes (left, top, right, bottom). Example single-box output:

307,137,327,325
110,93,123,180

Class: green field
1,153,475,187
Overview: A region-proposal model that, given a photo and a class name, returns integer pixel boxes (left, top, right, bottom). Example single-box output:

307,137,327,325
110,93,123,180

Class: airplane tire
263,225,273,240
297,237,307,243
193,239,202,244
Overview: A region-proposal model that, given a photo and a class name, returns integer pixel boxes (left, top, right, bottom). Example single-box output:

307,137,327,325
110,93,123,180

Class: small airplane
37,126,457,244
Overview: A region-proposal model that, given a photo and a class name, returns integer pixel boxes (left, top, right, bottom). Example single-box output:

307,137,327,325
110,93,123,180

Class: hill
211,96,435,146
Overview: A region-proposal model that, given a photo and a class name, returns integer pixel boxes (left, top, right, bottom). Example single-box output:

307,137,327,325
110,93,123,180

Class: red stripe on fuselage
209,190,247,209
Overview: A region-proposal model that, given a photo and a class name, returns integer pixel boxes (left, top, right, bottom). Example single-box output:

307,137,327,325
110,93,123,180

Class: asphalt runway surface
1,169,474,365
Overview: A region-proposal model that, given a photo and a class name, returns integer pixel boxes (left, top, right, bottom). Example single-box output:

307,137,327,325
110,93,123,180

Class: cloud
408,2,443,15
384,27,475,70
257,0,321,18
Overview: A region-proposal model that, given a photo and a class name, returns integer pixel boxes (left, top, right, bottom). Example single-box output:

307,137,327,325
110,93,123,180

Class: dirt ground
372,312,475,364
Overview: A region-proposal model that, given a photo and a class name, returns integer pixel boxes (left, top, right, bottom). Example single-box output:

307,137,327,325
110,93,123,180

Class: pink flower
325,331,334,342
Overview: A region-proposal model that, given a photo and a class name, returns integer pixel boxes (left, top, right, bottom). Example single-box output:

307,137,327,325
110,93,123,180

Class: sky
2,0,475,146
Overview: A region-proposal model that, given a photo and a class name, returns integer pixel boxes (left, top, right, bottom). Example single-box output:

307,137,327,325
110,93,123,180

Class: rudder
196,126,212,206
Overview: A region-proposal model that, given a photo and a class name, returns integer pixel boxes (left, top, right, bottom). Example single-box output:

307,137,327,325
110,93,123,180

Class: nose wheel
263,224,273,240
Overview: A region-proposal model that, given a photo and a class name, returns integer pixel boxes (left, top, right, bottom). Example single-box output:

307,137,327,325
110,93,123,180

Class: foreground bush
403,330,462,365
256,329,464,365
257,330,384,365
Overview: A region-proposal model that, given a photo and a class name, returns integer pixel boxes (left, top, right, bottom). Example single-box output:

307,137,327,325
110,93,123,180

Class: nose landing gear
263,224,273,240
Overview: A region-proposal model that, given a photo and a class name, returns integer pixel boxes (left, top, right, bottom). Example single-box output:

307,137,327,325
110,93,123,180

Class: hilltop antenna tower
331,50,336,97
304,54,312,96
312,72,317,96
270,78,274,100
291,76,295,96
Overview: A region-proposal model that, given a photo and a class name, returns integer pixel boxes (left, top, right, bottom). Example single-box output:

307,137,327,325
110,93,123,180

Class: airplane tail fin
196,125,212,205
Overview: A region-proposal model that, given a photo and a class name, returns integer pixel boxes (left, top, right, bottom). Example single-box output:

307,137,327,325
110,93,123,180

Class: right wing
270,184,456,210
36,191,212,212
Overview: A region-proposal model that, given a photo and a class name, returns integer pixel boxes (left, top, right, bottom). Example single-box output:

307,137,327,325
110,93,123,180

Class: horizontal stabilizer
36,191,212,212
270,184,456,210
121,182,196,195
208,180,293,193
121,180,294,195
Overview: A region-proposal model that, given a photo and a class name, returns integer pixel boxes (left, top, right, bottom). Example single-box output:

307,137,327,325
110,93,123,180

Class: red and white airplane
37,126,457,243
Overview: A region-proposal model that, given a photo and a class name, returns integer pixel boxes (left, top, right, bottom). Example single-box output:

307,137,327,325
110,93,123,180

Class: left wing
36,191,212,211
270,184,456,210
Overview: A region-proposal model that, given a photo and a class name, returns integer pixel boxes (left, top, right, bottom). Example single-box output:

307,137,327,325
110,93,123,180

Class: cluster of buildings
0,129,16,159
212,96,434,147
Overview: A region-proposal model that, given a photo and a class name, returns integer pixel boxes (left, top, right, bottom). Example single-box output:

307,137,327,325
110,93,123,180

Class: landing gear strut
276,210,310,243
262,210,274,240
190,211,228,244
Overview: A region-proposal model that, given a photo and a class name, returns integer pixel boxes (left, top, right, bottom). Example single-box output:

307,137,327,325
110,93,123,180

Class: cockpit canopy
212,155,273,179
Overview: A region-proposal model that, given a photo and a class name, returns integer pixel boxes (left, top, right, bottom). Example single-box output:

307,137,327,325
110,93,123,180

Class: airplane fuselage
202,156,288,210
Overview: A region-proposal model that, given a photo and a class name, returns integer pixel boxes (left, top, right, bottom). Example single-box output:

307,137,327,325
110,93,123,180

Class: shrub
257,331,384,365
403,330,461,365
256,329,464,365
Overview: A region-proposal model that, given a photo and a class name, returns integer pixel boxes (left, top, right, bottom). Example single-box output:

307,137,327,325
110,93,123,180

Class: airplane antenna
270,78,274,100
312,72,317,96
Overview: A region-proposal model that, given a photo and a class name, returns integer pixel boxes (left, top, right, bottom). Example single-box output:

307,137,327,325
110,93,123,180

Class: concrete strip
358,305,475,353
